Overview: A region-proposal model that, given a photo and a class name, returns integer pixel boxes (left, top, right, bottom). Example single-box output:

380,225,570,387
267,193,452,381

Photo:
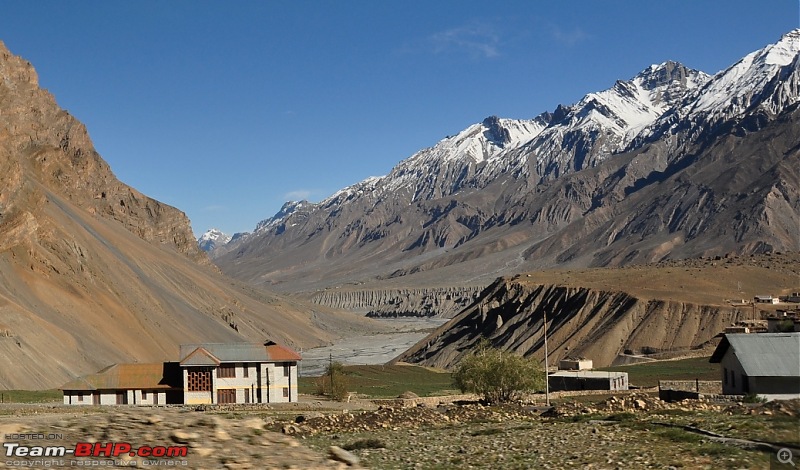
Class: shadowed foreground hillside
0,41,378,389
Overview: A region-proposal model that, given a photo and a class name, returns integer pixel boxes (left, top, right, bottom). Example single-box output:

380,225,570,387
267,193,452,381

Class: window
188,368,212,392
142,391,148,399
243,364,249,377
217,389,236,404
244,389,250,404
283,363,290,377
283,387,289,398
77,392,83,402
218,364,235,378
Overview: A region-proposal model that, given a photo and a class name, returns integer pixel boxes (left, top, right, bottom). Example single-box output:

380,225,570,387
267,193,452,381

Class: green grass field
600,356,719,387
0,389,62,403
3,358,718,403
299,364,456,398
298,358,719,399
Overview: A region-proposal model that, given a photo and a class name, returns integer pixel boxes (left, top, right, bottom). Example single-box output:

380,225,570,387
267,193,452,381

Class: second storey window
218,364,236,378
283,363,290,377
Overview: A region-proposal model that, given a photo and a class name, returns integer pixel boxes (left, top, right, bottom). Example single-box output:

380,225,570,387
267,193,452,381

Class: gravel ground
0,396,796,469
289,395,799,469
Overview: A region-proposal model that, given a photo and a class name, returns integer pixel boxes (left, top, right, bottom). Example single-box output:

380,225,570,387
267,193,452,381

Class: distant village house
558,358,593,371
710,333,800,400
548,370,629,392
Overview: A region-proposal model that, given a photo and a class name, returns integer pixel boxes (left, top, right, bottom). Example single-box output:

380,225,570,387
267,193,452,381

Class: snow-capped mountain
315,61,707,205
254,200,316,234
214,31,800,289
197,228,232,252
527,61,709,183
635,29,800,147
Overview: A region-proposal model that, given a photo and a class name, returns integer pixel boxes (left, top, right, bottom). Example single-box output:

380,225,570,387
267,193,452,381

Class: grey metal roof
180,343,269,362
712,333,800,377
180,347,221,366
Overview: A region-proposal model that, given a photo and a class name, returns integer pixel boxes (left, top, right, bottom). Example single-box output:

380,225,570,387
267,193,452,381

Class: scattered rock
328,445,360,466
170,430,200,443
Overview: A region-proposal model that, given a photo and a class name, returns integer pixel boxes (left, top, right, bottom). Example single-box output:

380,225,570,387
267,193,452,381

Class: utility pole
544,309,550,407
329,352,334,396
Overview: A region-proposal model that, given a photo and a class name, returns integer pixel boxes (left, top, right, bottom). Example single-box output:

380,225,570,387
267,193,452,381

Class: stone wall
372,394,479,408
658,380,722,394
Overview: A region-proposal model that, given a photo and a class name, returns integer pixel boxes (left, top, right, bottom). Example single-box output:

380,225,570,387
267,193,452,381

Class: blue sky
1,1,797,237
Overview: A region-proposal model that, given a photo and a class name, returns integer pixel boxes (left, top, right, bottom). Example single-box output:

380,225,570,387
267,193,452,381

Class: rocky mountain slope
0,41,377,389
309,286,483,318
394,254,800,369
213,31,799,293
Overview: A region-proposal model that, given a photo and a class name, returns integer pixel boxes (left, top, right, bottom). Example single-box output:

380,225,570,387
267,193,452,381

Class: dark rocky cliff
0,41,205,263
309,286,483,318
394,277,753,369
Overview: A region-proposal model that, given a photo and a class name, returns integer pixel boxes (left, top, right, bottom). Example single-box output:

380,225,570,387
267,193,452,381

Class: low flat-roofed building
548,370,629,392
61,362,183,405
558,358,593,370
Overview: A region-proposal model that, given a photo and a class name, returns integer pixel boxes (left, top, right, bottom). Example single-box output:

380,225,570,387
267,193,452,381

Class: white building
558,358,593,371
180,342,300,405
548,370,629,392
61,341,301,405
710,333,800,400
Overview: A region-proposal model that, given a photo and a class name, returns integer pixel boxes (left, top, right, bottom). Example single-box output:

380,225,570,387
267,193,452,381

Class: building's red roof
265,343,302,361
61,363,181,391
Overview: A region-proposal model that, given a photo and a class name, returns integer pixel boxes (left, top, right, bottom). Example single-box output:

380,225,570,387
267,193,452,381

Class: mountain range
208,30,800,293
1,30,798,389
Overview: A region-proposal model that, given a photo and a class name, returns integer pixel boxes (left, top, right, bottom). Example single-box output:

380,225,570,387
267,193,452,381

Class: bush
452,339,545,403
743,392,766,404
315,361,350,401
343,439,387,451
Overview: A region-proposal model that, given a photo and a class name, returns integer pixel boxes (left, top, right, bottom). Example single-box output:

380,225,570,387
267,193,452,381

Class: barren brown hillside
515,253,800,305
395,253,800,370
0,41,379,389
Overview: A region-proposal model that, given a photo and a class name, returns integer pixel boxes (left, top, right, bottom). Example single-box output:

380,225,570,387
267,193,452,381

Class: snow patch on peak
765,29,800,66
255,200,314,233
689,29,800,117
198,228,232,252
634,61,709,93
326,176,383,204
543,62,709,148
433,116,546,165
199,228,231,243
